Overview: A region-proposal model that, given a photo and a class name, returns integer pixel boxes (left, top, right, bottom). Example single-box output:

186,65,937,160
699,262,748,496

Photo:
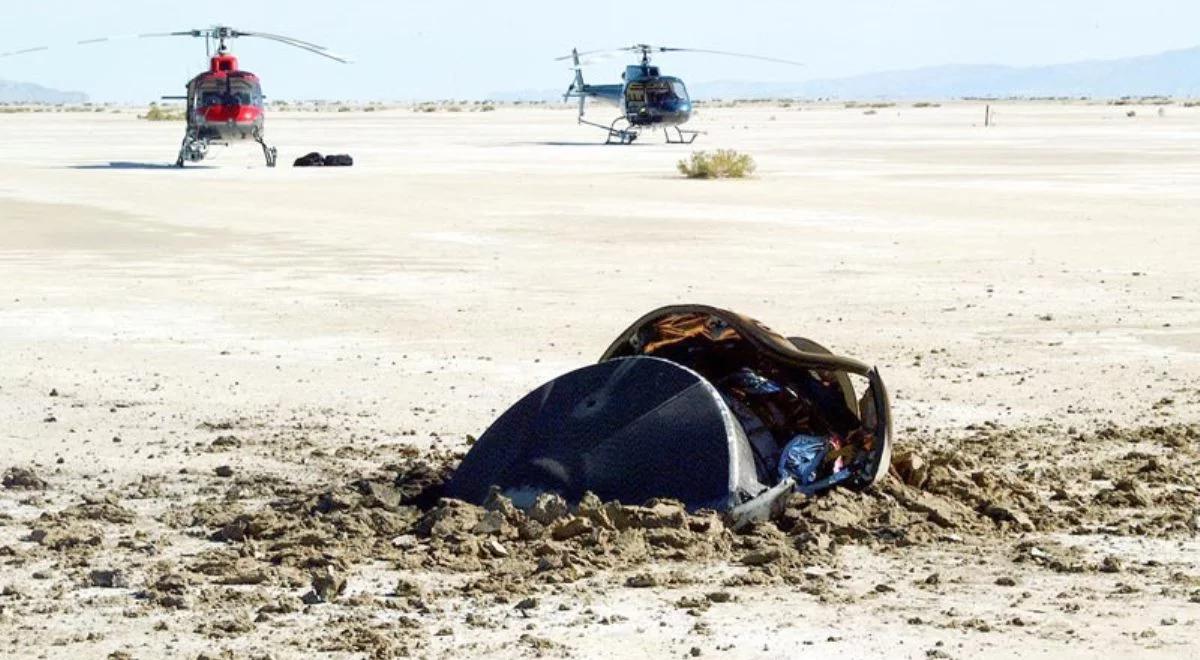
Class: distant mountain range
8,45,1200,104
494,46,1200,102
0,79,88,104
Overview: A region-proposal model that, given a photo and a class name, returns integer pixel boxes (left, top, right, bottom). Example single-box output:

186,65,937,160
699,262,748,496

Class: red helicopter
1,26,350,167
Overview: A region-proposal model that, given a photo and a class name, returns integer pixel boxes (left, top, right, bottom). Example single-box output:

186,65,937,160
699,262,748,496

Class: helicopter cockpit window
645,81,677,104
671,80,689,101
228,80,258,105
197,79,260,107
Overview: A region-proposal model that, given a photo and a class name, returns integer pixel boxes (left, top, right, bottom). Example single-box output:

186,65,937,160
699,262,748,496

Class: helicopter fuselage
175,53,276,166
185,55,266,142
583,65,693,127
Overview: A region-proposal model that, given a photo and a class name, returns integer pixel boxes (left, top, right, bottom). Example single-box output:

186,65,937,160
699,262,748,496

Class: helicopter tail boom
563,48,625,119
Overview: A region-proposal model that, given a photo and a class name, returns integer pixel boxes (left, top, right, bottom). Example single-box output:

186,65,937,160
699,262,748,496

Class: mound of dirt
3,467,48,490
138,422,1196,607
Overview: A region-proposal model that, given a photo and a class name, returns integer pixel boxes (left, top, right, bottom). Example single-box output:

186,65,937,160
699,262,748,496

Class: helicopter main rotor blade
240,32,352,63
0,46,50,59
2,28,350,63
3,32,198,58
655,47,804,66
556,44,804,67
235,31,330,52
553,47,623,62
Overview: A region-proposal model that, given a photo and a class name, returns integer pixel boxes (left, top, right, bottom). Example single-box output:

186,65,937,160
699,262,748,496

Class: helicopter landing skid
578,117,640,144
664,126,702,144
176,132,209,167
255,132,278,168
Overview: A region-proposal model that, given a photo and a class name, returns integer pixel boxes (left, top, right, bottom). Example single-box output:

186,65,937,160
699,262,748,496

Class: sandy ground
0,102,1198,659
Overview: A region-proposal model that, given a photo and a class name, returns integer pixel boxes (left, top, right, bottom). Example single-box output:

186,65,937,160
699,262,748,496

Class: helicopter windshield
645,80,688,104
670,80,689,102
196,78,261,107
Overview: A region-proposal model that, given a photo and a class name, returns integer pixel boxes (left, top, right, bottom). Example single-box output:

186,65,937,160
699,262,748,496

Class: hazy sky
4,1,1200,101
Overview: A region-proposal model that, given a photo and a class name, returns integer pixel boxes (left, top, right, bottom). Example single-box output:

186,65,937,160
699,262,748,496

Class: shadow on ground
67,162,214,170
506,141,655,148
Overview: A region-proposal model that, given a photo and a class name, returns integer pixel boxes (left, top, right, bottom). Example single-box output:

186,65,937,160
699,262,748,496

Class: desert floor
1,102,1198,659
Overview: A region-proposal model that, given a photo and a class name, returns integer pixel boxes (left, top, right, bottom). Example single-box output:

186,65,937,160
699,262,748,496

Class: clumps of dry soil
151,422,1199,601
2,421,1196,657
3,467,48,491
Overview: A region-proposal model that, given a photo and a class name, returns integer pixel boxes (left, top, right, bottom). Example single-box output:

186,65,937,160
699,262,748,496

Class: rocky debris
393,578,423,598
71,493,137,523
626,570,696,588
302,566,346,604
139,572,191,610
1014,540,1089,574
519,633,566,657
318,619,423,658
356,480,404,510
208,436,241,451
19,494,137,554
27,523,103,551
125,475,165,500
891,451,929,489
177,423,1199,586
78,417,1195,658
3,467,47,490
196,616,255,638
529,493,569,525
513,596,539,613
89,569,130,588
213,465,235,478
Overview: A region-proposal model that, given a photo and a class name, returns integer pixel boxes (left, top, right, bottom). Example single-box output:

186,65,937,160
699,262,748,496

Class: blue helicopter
558,44,803,144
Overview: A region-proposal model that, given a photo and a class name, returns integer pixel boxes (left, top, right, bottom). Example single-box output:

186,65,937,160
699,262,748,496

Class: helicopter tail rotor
563,48,588,118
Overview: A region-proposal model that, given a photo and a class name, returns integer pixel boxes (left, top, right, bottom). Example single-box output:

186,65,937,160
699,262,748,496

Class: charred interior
603,310,883,494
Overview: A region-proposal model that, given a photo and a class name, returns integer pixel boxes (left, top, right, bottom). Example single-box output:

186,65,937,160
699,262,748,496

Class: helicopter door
625,81,647,113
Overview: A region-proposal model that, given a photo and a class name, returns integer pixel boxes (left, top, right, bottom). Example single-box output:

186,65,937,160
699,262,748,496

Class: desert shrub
479,104,496,112
677,149,756,179
912,101,941,108
140,104,184,121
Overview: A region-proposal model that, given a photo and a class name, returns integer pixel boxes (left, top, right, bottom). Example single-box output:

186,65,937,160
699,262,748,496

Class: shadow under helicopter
67,162,216,170
514,141,656,147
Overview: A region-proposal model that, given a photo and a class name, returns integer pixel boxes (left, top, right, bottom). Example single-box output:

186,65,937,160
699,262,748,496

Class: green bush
140,104,185,121
677,149,756,179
